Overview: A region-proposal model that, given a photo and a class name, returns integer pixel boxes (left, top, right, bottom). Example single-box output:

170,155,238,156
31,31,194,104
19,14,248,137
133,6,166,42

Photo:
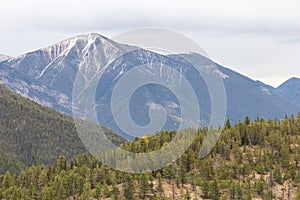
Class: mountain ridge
276,77,300,106
0,33,299,138
0,54,11,62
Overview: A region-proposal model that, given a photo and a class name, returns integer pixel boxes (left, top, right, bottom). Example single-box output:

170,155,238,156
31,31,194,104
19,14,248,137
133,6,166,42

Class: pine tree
225,118,232,129
58,155,67,172
2,171,13,189
139,173,149,199
201,181,209,199
42,186,53,200
110,172,120,200
123,174,135,200
102,182,111,198
94,183,102,199
81,176,91,200
281,143,291,168
229,180,235,200
210,179,220,200
273,167,283,184
178,165,187,187
38,169,48,189
156,172,164,197
56,180,68,200
245,116,250,125
254,175,265,197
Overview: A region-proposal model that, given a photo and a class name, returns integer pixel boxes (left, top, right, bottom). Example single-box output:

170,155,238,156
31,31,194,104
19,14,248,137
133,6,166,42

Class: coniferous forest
0,84,125,173
1,84,300,199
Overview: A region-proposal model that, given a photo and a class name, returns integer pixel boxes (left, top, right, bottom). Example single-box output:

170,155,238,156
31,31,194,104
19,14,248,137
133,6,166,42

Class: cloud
0,0,300,86
2,0,300,37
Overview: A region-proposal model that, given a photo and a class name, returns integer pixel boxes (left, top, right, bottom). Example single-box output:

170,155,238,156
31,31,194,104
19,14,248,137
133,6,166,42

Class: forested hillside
0,150,24,175
1,116,300,199
0,84,125,170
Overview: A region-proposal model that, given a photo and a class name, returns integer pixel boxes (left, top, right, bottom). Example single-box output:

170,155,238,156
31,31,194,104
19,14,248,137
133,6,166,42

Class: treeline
1,115,300,199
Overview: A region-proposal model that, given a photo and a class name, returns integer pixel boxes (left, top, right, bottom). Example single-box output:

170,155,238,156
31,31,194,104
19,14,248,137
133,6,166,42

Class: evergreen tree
56,180,68,200
210,179,220,200
94,182,102,199
123,174,135,200
201,181,209,198
225,118,232,129
156,172,164,197
139,173,149,199
273,167,283,184
2,171,13,189
58,155,67,172
81,176,91,200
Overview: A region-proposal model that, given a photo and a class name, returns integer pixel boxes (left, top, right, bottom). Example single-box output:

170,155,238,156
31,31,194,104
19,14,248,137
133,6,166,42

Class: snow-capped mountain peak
0,33,299,139
0,54,12,62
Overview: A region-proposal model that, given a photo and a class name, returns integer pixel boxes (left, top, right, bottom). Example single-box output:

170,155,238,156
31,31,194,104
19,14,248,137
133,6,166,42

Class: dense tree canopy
1,114,300,199
0,84,125,169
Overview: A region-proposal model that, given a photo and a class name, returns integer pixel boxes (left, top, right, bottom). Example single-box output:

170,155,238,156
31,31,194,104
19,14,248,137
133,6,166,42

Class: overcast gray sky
1,0,300,87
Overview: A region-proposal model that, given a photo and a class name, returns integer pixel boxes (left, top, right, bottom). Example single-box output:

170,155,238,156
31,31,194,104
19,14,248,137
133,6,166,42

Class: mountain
277,77,300,106
0,33,132,114
0,83,125,169
0,33,299,138
210,65,299,123
0,54,11,62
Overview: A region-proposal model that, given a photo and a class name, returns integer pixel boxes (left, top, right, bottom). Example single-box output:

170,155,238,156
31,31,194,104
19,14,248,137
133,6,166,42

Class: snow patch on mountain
164,101,179,109
203,65,230,79
0,54,12,62
213,69,230,79
146,102,164,111
260,86,271,95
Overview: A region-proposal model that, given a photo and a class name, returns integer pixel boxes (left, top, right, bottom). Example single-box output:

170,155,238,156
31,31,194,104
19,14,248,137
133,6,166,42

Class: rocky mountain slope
0,33,299,138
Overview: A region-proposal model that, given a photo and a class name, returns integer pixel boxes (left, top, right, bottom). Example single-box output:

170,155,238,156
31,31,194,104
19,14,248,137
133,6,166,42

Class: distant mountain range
277,77,300,107
0,33,299,138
